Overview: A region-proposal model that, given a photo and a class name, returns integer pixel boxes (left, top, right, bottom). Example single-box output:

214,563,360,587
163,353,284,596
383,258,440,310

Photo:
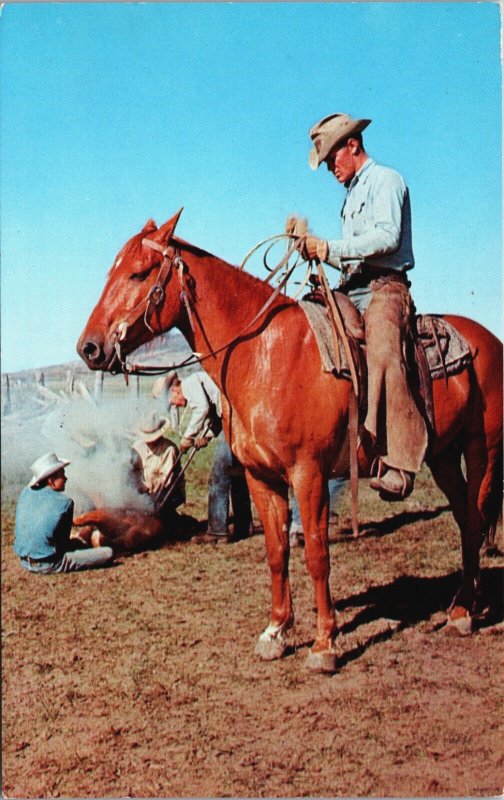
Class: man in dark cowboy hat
304,112,427,500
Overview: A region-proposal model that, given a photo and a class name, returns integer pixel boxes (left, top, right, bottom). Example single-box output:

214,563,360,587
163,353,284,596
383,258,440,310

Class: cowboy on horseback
304,112,428,501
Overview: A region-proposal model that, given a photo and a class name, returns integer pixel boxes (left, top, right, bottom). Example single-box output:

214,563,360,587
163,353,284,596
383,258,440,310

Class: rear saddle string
119,234,306,376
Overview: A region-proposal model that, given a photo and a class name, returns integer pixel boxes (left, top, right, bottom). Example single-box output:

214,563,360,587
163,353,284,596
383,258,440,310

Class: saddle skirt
299,296,473,381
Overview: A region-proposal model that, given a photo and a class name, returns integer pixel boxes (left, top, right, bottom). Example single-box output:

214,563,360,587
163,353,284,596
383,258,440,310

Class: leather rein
111,234,306,376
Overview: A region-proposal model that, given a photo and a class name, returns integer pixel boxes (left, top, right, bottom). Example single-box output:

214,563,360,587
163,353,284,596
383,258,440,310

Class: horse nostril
82,340,100,360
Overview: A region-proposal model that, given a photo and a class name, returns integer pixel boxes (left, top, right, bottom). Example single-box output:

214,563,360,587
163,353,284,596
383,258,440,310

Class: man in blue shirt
14,452,114,573
305,113,428,500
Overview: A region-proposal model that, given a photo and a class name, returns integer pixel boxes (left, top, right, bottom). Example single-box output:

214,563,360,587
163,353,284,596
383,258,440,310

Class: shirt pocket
349,200,367,236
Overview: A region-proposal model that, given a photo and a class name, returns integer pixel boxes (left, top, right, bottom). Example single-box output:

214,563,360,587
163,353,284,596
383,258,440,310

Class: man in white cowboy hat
166,370,253,544
130,410,185,520
14,452,114,573
303,112,428,501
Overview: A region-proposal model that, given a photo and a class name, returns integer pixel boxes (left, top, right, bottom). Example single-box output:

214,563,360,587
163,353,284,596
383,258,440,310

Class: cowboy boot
370,462,414,501
190,531,230,544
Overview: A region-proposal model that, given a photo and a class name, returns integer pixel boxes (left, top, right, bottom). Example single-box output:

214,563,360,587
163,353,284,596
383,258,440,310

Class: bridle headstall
112,233,307,377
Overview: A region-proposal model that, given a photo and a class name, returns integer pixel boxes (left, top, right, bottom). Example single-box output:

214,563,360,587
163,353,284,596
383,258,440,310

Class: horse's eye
130,265,156,282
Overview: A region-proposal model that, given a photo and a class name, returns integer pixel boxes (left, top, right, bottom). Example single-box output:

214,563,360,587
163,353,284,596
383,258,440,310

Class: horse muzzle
76,331,119,372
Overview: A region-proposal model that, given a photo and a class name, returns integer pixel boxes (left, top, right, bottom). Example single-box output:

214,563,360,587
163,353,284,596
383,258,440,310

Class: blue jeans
346,286,373,313
290,478,346,533
208,432,252,536
19,546,114,574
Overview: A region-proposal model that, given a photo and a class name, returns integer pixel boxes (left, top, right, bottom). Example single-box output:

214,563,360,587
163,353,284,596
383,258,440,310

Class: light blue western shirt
327,158,414,285
181,371,223,441
14,485,74,561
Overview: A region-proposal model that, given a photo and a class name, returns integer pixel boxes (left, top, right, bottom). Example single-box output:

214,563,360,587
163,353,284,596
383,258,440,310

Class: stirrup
370,456,386,479
370,460,414,501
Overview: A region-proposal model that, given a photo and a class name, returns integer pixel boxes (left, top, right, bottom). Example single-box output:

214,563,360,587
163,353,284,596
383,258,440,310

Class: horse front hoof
254,637,287,661
305,647,338,674
444,606,474,636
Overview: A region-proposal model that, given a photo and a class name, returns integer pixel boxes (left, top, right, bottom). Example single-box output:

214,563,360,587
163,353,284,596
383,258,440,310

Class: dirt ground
2,474,503,798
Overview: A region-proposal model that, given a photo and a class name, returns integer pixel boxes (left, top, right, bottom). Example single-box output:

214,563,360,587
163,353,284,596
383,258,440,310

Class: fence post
66,369,75,395
130,375,140,400
3,374,11,416
94,371,104,403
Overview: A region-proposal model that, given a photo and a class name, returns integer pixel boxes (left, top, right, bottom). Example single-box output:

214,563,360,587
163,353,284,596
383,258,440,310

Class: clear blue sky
1,2,502,373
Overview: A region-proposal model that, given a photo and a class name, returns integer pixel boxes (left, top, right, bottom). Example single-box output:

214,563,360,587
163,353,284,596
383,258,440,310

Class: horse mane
173,236,296,303
106,227,296,307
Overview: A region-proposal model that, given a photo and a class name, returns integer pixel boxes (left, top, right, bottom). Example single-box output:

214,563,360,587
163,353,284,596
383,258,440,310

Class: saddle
300,287,473,431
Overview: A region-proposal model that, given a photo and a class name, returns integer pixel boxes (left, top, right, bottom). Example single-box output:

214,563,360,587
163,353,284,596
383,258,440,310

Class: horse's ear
155,208,184,245
142,219,158,233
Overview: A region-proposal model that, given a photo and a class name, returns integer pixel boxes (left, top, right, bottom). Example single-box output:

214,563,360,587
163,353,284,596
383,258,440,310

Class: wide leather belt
340,269,409,293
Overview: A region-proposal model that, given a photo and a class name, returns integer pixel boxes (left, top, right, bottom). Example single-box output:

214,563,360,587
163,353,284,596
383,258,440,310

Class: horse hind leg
429,447,473,633
429,439,487,635
452,432,502,629
245,472,293,661
480,442,503,557
482,520,502,557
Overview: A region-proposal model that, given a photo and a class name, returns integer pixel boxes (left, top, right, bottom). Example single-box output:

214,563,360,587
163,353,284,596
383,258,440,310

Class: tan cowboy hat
308,113,371,170
29,452,70,487
137,411,169,443
151,370,179,399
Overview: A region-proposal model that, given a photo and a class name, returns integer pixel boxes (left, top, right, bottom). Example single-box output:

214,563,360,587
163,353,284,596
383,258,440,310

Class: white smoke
2,394,171,514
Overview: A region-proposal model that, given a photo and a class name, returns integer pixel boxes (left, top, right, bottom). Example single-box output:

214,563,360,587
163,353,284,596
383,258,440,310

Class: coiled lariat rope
239,232,314,299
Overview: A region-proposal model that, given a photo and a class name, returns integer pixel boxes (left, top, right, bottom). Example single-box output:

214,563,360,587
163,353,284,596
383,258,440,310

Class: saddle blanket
299,300,472,380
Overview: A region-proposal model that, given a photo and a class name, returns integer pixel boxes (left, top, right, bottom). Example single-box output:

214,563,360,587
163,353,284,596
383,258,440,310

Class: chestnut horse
77,211,502,671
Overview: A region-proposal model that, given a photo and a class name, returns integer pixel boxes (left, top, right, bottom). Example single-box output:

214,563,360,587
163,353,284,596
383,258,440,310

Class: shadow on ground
336,504,451,540
288,567,503,665
334,566,503,628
